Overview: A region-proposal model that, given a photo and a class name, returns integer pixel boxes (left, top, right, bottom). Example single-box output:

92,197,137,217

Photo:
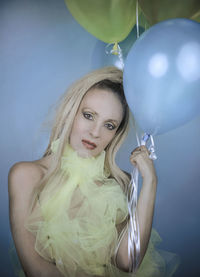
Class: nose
89,122,101,138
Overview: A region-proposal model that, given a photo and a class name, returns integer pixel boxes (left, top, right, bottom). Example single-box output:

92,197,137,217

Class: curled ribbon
127,133,157,272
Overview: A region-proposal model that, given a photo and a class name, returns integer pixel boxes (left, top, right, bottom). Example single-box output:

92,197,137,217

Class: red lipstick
82,139,97,150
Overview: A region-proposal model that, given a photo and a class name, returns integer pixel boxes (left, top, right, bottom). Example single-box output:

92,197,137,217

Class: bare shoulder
8,157,49,198
9,161,43,185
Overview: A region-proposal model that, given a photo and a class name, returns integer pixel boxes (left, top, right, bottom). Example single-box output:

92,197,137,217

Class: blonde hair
38,66,131,196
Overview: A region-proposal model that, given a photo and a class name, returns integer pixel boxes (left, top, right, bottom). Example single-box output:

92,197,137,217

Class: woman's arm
115,145,157,271
8,162,64,277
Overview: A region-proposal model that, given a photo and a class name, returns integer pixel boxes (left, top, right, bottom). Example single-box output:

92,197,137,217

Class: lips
82,139,97,150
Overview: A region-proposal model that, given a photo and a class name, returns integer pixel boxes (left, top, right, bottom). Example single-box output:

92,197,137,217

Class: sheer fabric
24,140,179,277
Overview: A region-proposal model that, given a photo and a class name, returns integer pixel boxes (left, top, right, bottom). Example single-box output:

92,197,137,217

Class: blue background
1,1,200,276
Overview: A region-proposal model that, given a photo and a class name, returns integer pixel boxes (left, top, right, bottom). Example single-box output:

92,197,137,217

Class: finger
129,157,137,167
131,145,150,155
130,151,151,164
131,147,142,155
131,145,147,152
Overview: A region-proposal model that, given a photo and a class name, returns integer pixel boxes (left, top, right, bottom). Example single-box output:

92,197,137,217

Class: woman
8,67,174,277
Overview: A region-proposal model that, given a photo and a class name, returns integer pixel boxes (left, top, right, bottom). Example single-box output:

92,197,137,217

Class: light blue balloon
123,18,200,135
91,25,144,69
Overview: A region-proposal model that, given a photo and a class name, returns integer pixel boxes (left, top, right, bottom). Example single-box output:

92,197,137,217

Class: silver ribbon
136,0,139,39
127,165,140,272
127,1,158,270
127,133,157,272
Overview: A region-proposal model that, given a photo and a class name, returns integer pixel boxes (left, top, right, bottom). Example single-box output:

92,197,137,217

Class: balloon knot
111,42,119,55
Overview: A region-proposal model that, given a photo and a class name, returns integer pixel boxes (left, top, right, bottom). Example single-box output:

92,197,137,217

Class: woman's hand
130,145,157,184
117,145,158,270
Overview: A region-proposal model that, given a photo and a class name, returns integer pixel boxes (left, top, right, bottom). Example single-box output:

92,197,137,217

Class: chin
70,142,99,158
77,149,93,158
71,145,93,158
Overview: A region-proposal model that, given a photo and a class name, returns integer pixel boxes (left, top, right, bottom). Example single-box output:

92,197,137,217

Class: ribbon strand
127,133,157,272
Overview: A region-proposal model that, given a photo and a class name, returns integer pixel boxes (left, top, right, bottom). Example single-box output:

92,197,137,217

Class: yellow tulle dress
21,140,179,277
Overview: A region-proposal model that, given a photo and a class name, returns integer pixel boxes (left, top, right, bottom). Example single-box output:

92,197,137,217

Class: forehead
80,88,123,121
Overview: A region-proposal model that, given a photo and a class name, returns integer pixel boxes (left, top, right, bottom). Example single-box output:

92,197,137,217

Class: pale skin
8,88,157,277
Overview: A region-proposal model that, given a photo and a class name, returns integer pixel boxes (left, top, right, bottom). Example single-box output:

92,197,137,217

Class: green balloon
65,0,137,43
191,10,200,22
139,0,200,25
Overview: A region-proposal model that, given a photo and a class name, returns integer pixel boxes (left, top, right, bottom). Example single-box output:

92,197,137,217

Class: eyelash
83,112,116,131
83,112,93,120
105,123,116,130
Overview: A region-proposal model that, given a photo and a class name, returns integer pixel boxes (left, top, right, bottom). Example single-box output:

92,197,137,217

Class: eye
105,123,116,131
83,112,93,120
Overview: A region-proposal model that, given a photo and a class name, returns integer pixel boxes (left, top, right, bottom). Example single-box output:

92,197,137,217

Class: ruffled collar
51,139,106,183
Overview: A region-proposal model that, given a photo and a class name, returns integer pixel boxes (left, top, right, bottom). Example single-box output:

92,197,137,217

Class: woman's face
69,88,124,157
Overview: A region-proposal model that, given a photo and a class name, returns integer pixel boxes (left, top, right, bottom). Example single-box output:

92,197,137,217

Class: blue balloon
91,25,144,69
123,18,200,135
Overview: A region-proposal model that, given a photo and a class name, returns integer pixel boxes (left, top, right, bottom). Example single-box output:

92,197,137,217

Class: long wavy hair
37,66,131,195
27,66,132,269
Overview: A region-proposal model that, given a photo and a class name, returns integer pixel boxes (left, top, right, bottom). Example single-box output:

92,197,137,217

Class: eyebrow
82,108,120,125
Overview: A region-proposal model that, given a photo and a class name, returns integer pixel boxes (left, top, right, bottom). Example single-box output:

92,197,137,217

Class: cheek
71,115,84,134
70,114,92,141
102,130,117,147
